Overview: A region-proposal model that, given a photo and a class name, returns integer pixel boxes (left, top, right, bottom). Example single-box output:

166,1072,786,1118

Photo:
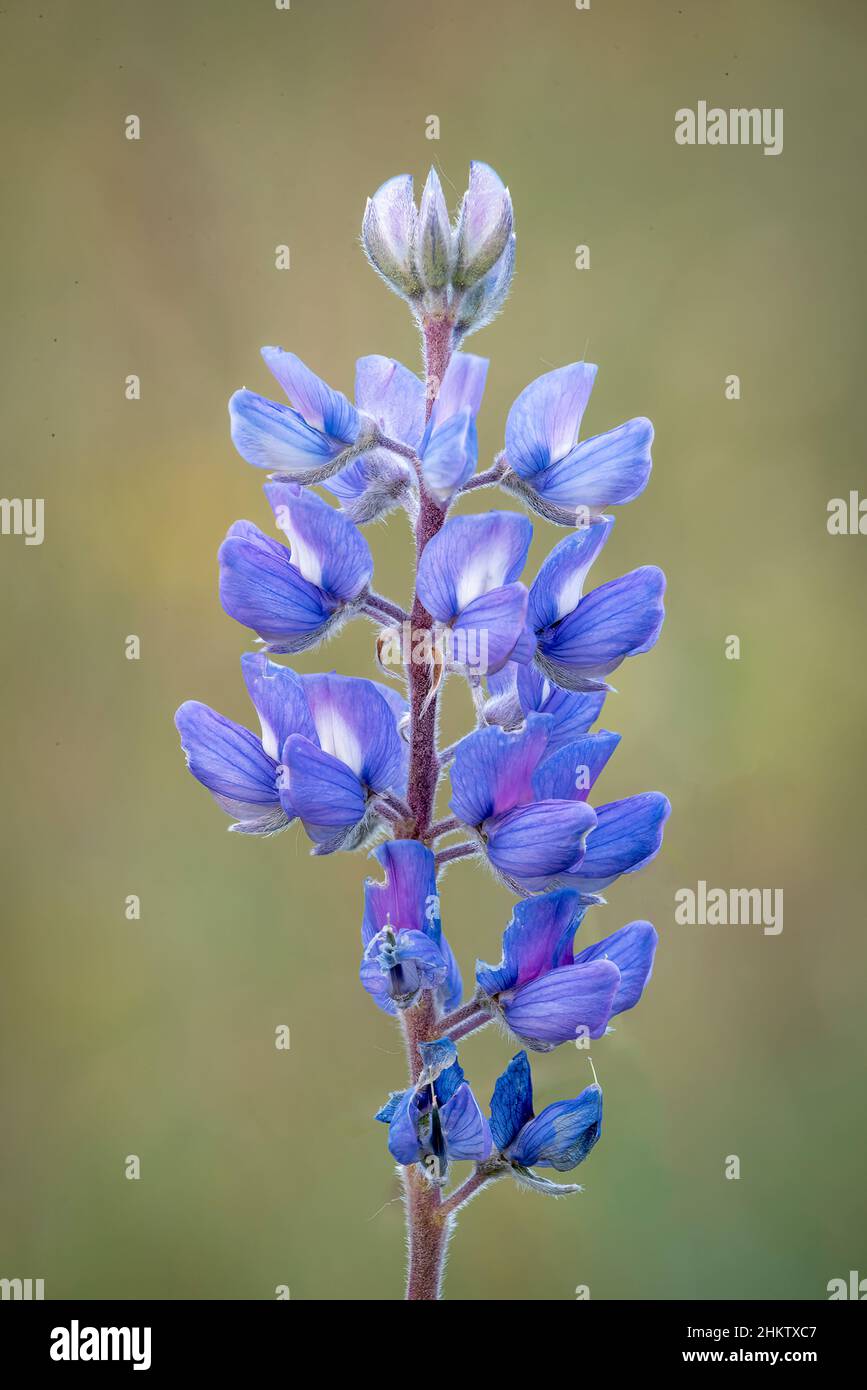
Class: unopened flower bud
453,233,516,339
453,162,513,288
362,174,424,300
417,166,453,291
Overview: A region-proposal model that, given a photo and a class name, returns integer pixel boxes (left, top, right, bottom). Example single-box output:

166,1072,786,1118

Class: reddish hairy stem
399,315,456,1301
435,842,477,868
429,815,461,839
400,993,451,1300
401,318,453,843
439,996,485,1032
364,592,410,625
440,1167,495,1218
403,507,445,843
446,1012,492,1044
460,455,507,492
401,1166,452,1300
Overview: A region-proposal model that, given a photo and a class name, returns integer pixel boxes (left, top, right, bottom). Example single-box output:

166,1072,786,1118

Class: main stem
399,315,454,1301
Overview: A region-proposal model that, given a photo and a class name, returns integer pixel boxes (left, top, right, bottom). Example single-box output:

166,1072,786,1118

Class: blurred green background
2,0,865,1301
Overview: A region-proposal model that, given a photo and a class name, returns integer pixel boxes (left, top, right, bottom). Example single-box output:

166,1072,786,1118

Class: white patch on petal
555,568,588,620
455,547,509,610
259,716,279,761
282,516,323,587
314,699,363,773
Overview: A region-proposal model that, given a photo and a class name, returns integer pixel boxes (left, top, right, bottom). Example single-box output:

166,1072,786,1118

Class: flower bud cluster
362,163,515,340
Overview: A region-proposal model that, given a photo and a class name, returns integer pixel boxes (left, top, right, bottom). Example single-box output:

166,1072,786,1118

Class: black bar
1,1299,862,1373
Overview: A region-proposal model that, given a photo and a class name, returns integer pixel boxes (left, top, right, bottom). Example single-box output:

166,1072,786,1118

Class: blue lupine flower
174,653,316,835
484,661,607,754
278,671,407,854
181,162,670,1296
176,655,409,851
418,352,488,502
230,347,366,480
450,713,669,892
528,516,665,691
416,511,533,676
360,841,462,1014
489,1051,602,1193
376,1054,492,1184
330,349,489,508
175,699,286,836
476,889,658,1051
503,362,653,524
529,732,671,893
419,510,664,691
175,653,322,834
449,716,597,887
218,485,373,653
231,346,489,514
321,354,423,521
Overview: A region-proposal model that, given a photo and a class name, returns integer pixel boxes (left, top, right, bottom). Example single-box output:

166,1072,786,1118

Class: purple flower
476,889,658,1051
529,733,671,893
418,352,488,502
232,346,490,515
174,653,316,835
418,510,664,691
279,671,407,854
318,353,423,521
528,516,665,691
218,485,373,653
484,661,607,754
449,716,597,888
416,511,532,676
181,161,671,1297
361,841,462,1014
449,713,669,892
175,655,408,853
330,350,489,509
503,362,653,524
489,1051,603,1193
230,347,365,480
376,1053,492,1184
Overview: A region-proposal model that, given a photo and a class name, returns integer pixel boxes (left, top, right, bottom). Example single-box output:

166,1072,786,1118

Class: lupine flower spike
176,164,668,1301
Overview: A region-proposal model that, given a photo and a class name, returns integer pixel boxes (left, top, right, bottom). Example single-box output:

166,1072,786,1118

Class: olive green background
2,0,865,1301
